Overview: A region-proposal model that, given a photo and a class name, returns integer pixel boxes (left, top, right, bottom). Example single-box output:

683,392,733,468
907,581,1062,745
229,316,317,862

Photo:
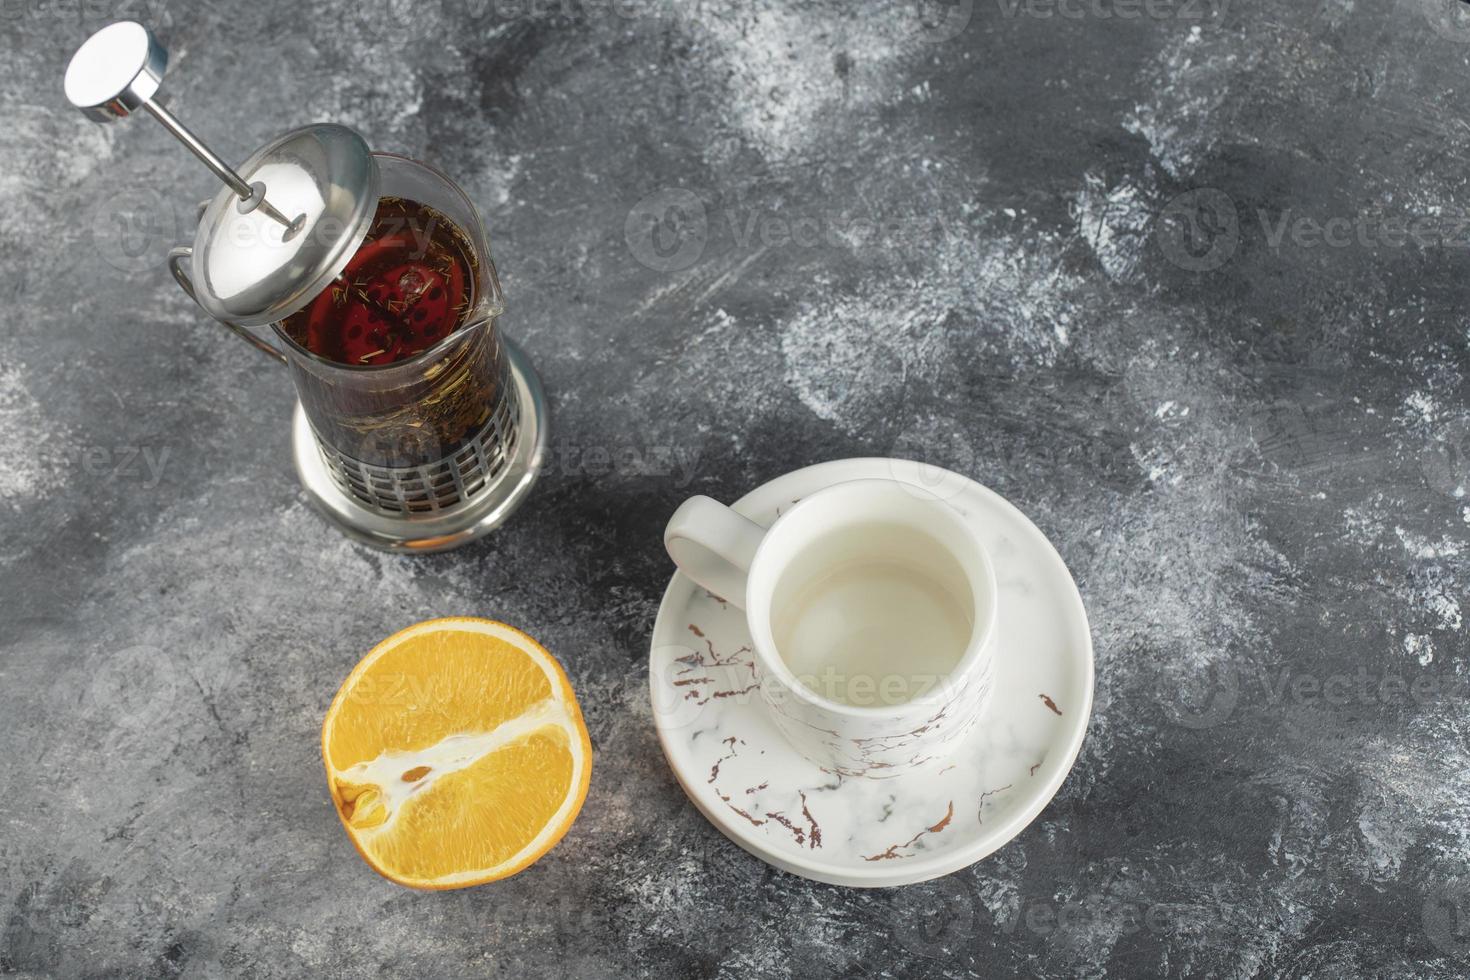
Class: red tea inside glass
280,196,478,367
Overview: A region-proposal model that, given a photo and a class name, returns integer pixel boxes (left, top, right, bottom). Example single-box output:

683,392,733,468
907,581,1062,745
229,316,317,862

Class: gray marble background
4,0,1470,976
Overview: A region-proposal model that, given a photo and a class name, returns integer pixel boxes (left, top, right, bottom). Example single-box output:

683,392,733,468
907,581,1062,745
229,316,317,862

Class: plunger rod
143,100,298,232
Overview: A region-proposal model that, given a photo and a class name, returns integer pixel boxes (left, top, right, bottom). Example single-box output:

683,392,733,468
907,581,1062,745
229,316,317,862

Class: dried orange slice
321,618,592,889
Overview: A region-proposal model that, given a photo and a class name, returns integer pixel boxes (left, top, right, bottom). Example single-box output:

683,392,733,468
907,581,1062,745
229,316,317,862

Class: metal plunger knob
64,21,304,237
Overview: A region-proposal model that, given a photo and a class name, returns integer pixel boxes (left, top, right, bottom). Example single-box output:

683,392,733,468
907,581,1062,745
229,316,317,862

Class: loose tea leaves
281,197,479,368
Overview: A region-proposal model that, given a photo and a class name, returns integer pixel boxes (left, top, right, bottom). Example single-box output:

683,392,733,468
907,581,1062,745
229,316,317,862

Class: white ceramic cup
663,478,998,777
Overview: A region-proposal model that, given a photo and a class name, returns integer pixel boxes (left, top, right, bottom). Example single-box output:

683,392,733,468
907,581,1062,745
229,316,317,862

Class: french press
64,22,548,553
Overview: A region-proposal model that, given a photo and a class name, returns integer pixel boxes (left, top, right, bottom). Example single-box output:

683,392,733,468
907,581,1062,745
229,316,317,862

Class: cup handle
167,245,288,365
663,496,766,610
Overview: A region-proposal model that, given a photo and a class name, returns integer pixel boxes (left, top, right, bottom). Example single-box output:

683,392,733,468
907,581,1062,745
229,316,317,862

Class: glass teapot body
171,153,519,517
275,154,508,472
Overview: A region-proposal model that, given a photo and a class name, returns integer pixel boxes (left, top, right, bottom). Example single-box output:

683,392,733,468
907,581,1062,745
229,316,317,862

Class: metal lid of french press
65,21,381,327
190,125,380,327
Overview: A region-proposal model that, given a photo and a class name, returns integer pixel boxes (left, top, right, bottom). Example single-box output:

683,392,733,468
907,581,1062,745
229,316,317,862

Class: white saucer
648,458,1094,887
